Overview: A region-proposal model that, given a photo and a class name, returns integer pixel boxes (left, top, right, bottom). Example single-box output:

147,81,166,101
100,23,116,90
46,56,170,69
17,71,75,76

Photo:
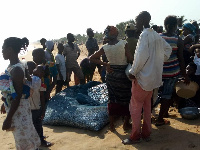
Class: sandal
155,119,170,126
122,138,141,145
41,140,52,147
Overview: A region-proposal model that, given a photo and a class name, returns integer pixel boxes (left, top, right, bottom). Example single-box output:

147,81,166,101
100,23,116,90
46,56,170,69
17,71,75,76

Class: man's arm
76,44,81,58
163,38,172,61
129,33,150,77
177,37,189,84
94,39,99,51
55,56,63,80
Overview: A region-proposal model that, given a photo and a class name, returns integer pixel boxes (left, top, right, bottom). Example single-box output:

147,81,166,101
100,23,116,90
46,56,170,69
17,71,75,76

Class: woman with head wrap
182,23,196,66
90,26,133,131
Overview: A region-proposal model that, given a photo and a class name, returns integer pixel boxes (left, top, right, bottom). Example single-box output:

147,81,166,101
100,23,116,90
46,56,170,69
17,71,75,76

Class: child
55,43,66,94
80,58,93,83
32,48,55,101
192,45,200,76
177,62,200,109
26,61,52,147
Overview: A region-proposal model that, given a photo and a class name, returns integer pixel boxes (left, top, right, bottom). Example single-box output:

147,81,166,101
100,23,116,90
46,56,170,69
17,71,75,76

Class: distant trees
56,19,136,44
177,16,187,27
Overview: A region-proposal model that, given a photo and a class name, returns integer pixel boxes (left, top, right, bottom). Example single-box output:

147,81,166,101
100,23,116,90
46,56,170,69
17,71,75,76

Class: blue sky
0,0,199,43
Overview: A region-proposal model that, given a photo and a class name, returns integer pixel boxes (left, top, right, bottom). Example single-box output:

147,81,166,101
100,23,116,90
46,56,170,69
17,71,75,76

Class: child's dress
0,62,41,150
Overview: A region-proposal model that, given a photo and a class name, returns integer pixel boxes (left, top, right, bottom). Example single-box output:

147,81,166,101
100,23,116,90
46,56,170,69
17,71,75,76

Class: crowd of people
0,10,200,149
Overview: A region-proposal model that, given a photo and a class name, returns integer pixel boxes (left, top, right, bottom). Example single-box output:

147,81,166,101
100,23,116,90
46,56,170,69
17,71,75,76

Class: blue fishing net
43,81,109,131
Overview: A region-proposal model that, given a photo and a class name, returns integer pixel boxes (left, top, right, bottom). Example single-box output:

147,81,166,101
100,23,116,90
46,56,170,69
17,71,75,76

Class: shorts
160,77,179,100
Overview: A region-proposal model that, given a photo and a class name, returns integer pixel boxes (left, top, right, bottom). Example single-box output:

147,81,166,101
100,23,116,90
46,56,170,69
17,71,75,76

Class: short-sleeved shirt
55,54,66,80
27,76,46,110
63,43,80,68
86,37,99,56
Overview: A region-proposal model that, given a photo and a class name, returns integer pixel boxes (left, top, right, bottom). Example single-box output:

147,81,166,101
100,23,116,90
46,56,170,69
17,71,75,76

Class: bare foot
109,124,115,132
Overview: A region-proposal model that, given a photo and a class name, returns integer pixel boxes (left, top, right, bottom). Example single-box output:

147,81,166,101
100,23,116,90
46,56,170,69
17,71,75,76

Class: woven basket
175,81,199,99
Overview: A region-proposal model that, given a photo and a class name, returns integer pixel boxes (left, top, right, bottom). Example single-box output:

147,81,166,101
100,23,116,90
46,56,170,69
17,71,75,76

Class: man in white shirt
122,11,172,144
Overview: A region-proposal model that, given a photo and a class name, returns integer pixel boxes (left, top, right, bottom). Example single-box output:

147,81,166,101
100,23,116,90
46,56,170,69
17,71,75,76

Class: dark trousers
31,109,44,141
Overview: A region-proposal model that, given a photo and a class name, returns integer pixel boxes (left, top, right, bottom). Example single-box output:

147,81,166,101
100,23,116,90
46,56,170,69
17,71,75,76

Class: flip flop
155,119,170,126
41,140,52,147
122,138,141,145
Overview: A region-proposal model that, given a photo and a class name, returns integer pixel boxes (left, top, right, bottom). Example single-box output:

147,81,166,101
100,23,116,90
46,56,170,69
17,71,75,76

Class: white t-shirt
194,55,200,75
55,54,66,80
27,76,46,110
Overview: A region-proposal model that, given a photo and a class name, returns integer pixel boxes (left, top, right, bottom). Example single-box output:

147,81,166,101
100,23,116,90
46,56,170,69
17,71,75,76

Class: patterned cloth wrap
0,69,30,107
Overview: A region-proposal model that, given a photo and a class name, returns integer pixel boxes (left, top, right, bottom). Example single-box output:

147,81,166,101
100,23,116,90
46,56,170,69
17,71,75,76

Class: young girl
0,37,40,150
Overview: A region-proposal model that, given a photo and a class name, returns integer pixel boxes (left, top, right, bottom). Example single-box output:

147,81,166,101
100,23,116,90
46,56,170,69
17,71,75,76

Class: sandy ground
0,43,200,150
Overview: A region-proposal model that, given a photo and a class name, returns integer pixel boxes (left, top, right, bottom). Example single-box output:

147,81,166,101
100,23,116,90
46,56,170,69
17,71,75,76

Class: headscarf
45,41,54,50
104,26,118,39
183,23,196,36
45,41,55,63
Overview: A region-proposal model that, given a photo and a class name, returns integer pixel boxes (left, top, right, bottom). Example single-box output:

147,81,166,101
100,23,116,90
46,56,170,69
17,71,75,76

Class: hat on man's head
125,23,136,31
86,28,93,33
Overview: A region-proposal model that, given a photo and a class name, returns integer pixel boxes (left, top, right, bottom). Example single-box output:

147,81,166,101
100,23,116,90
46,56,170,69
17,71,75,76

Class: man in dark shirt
86,28,99,56
85,28,102,81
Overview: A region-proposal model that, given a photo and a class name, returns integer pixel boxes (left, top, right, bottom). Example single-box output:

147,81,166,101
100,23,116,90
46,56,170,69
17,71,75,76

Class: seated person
177,62,200,109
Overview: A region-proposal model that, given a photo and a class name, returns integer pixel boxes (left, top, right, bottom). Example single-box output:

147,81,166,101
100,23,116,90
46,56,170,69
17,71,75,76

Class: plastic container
175,81,199,99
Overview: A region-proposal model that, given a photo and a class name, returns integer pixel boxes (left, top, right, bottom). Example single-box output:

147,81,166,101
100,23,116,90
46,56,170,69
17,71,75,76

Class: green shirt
126,37,138,57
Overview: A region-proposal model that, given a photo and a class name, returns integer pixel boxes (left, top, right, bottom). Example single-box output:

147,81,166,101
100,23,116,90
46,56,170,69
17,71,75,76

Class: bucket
175,81,199,99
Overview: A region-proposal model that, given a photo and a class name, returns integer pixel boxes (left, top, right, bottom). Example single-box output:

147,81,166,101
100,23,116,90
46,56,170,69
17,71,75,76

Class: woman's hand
183,75,190,85
2,118,12,131
106,64,113,73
